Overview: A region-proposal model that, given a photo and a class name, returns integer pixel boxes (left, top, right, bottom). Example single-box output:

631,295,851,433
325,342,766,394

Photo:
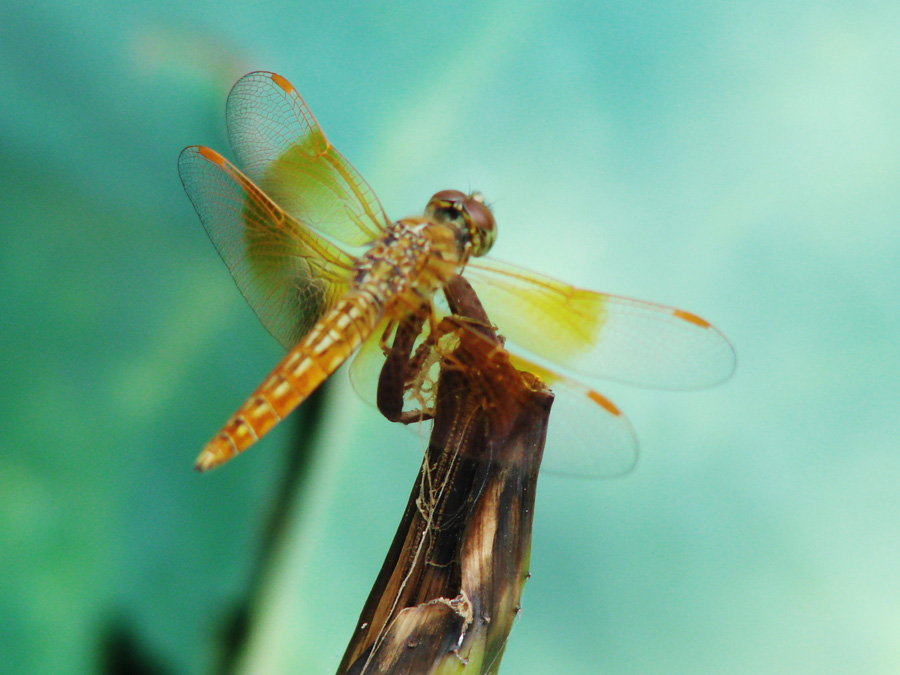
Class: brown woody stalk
337,277,552,675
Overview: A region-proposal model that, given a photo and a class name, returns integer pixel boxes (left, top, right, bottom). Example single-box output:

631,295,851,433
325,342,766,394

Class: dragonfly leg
378,318,397,355
442,275,498,341
378,276,509,426
377,305,434,424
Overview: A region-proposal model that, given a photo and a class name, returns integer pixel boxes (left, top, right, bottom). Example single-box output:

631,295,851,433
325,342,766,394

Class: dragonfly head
426,190,497,258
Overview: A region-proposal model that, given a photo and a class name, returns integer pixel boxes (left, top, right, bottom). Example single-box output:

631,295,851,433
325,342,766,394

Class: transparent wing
226,71,390,246
508,355,638,478
349,311,637,478
179,145,355,349
464,257,736,390
349,319,394,406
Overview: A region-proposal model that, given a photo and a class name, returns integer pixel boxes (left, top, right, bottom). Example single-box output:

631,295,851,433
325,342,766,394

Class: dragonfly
178,71,735,475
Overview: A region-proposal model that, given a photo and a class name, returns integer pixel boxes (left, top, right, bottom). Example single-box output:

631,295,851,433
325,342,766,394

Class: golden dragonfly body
179,71,735,474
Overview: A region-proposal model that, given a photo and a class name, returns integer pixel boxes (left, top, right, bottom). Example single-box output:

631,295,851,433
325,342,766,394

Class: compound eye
463,193,496,257
428,189,468,207
426,189,496,257
426,190,467,223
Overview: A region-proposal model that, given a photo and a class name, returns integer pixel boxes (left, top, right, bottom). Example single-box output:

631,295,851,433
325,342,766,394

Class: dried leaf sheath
338,277,552,675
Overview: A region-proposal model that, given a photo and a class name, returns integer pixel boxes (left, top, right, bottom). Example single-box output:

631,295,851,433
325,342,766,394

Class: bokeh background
2,1,899,673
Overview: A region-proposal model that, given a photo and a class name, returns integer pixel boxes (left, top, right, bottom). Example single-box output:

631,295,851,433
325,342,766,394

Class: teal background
2,1,899,673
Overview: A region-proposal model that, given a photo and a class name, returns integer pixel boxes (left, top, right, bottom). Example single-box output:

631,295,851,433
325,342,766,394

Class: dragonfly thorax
351,192,496,315
353,219,462,311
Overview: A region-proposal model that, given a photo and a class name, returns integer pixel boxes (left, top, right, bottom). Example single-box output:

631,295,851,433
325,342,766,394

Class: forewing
179,145,354,349
226,71,390,246
465,257,736,390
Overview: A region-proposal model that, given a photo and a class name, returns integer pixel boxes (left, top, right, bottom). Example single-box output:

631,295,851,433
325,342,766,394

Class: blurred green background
2,1,899,673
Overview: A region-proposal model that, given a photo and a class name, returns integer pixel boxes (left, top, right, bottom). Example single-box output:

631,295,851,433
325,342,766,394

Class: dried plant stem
338,277,552,675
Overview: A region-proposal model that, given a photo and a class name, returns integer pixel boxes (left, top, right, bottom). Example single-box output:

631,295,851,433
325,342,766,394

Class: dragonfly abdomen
195,292,383,471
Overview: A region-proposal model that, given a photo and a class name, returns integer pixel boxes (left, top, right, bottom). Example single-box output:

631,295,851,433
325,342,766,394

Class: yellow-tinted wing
348,312,639,478
178,145,354,349
464,257,736,390
226,71,390,246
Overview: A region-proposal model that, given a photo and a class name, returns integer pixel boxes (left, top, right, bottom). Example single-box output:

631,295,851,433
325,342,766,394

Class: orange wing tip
587,390,621,416
197,146,227,166
672,309,711,328
270,72,294,94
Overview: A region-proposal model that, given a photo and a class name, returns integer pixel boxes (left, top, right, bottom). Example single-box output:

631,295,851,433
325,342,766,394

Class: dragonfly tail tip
193,451,218,472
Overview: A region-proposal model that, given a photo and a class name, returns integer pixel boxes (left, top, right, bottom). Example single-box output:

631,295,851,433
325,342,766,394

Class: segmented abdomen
195,292,383,471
